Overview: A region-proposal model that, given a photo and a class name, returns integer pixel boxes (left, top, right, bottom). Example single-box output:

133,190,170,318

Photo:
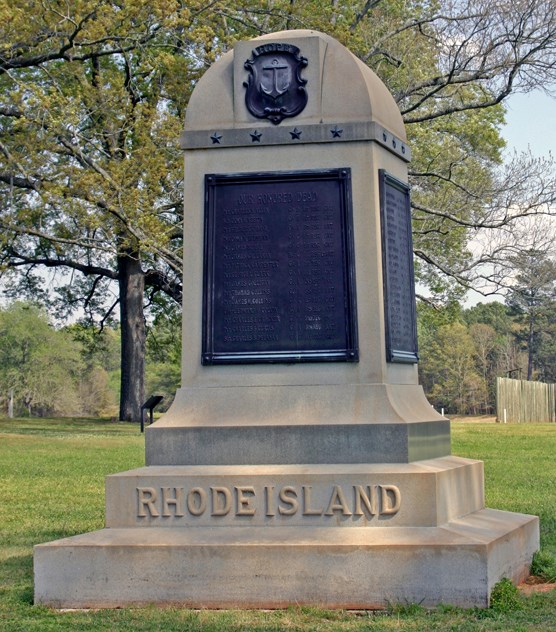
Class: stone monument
34,30,539,609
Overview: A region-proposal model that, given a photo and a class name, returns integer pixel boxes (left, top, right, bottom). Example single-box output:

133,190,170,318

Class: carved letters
137,483,402,520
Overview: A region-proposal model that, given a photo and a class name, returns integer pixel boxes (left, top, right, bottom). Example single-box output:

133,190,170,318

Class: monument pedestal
145,384,451,465
34,458,538,608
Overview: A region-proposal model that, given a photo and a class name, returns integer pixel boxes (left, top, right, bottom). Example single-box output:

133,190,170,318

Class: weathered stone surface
146,420,450,466
146,384,450,465
105,458,485,528
34,509,539,609
185,31,407,140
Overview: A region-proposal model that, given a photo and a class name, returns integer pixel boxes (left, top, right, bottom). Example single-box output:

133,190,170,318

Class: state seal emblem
244,43,308,125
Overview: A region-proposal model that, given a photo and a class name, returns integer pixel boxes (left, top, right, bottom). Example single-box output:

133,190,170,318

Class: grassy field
0,417,555,631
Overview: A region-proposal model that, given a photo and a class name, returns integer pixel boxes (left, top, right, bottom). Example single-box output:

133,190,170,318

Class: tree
0,1,208,420
468,322,498,413
376,0,556,300
209,0,556,300
463,302,513,334
420,322,484,414
417,300,462,407
533,303,556,382
462,302,528,406
418,301,536,413
2,1,556,419
68,322,120,417
0,302,83,416
145,305,181,412
506,249,556,379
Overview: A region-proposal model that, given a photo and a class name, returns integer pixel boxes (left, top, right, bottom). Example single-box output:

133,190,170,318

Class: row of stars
382,131,406,155
210,125,344,144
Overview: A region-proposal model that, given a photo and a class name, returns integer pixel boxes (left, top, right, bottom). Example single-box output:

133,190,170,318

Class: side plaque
379,170,419,363
203,169,358,364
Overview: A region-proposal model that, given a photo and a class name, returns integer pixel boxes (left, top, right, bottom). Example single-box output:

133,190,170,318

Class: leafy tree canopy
0,302,82,415
506,249,556,379
2,1,556,419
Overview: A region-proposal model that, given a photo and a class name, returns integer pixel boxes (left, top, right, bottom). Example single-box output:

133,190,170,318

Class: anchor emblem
260,59,290,99
244,43,308,125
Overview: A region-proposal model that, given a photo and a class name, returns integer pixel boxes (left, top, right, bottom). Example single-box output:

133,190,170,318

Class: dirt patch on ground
518,576,556,595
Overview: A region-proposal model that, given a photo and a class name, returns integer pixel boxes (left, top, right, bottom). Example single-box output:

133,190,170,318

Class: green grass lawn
1,417,555,631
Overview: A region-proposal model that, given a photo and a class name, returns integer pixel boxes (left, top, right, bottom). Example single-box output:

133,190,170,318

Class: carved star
289,127,302,140
330,126,343,138
250,130,262,142
210,132,222,144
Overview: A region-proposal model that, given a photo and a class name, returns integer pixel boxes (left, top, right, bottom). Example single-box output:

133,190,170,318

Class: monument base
34,458,539,608
146,384,451,465
34,509,538,609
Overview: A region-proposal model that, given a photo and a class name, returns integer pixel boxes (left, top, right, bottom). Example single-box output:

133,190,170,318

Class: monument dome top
185,29,406,142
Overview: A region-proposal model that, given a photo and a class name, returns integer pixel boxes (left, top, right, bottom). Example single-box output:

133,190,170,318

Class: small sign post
141,395,164,433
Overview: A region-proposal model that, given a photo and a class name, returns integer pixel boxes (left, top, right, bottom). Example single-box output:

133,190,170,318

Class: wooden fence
496,377,556,423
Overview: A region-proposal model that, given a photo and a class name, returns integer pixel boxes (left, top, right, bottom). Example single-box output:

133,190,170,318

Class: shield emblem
244,43,308,125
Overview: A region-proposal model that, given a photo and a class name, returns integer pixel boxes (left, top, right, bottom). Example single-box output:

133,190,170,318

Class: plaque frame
379,169,419,364
202,168,358,364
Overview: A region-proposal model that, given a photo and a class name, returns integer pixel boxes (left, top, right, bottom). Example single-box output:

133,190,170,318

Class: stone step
105,457,485,529
34,508,539,609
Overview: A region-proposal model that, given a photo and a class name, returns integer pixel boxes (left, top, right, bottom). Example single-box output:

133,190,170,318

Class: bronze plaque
379,170,419,363
203,169,358,364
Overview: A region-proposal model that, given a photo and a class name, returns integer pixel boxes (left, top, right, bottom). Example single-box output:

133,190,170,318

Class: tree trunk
527,317,534,381
118,250,145,422
8,388,13,418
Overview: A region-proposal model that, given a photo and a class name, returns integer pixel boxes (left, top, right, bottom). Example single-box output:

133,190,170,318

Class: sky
462,89,556,306
502,90,556,159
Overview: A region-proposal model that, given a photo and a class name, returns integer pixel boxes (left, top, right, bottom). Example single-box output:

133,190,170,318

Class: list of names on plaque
379,170,418,363
203,170,358,364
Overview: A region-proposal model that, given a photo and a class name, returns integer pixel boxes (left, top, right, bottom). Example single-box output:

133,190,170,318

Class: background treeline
420,249,556,415
0,302,180,419
420,309,556,416
2,255,556,419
